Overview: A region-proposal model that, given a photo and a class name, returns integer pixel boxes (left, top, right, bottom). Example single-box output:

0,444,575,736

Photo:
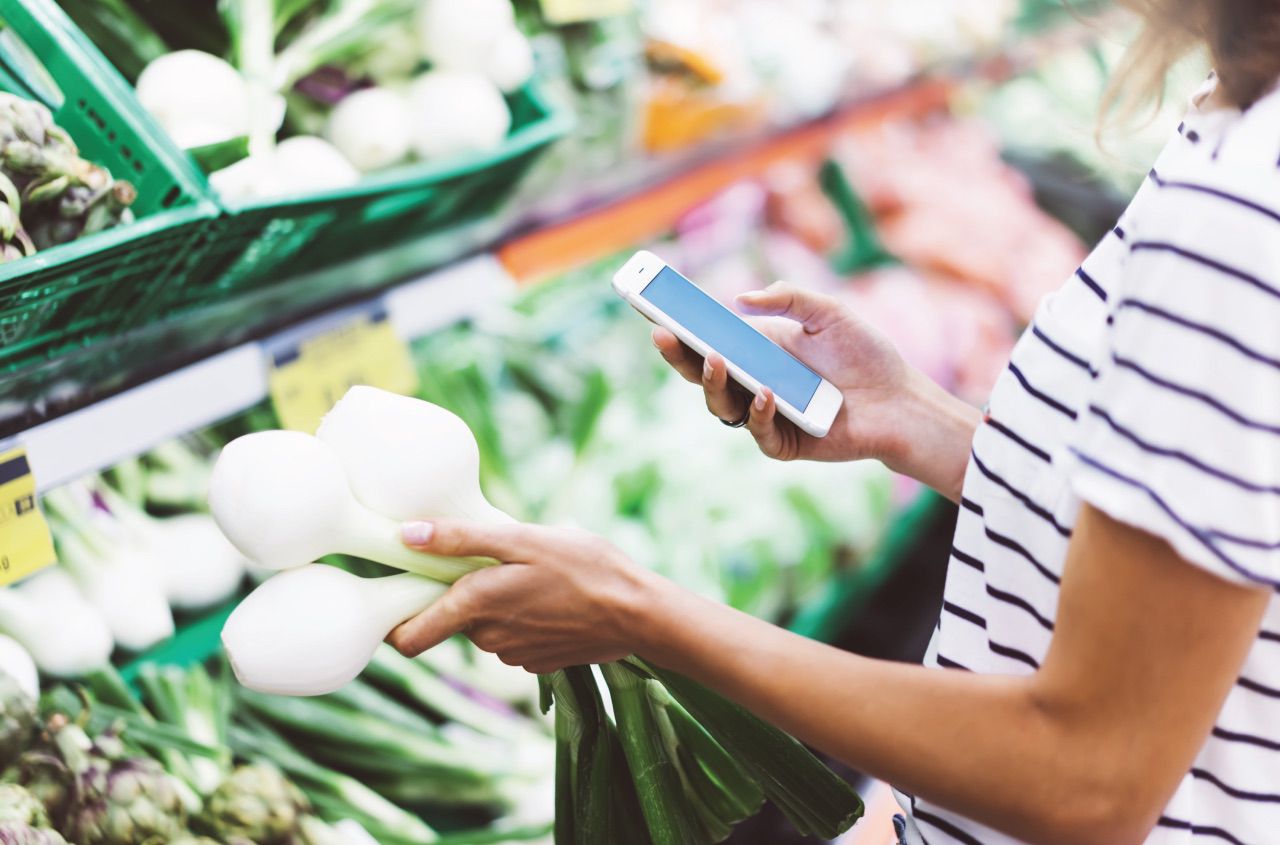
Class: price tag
268,307,420,434
540,0,631,25
0,447,56,587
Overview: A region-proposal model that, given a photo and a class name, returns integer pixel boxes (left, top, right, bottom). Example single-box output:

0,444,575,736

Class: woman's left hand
386,519,663,673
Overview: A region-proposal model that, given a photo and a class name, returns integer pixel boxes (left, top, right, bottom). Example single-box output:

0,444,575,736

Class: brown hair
1103,0,1280,119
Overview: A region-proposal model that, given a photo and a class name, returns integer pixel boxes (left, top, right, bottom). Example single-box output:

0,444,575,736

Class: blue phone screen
640,267,822,410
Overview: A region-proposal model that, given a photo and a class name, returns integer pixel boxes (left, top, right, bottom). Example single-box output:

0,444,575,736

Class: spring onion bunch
211,386,863,841
0,569,113,678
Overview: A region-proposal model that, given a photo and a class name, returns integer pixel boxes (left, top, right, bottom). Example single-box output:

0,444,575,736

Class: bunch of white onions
325,0,531,174
211,386,512,696
0,569,113,678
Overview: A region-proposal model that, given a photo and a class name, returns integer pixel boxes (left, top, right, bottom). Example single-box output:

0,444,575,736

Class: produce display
0,653,554,844
0,93,135,261
60,0,539,199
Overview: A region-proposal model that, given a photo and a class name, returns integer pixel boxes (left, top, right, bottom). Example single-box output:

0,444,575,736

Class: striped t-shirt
895,76,1280,844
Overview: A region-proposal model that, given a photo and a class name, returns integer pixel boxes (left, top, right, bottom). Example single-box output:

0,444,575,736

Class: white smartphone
612,250,842,437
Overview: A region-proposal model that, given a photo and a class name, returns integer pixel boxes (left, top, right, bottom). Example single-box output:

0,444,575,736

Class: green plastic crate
154,82,571,320
35,0,571,351
0,0,215,371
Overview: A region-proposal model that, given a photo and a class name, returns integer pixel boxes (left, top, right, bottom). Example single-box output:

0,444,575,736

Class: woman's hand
655,281,981,500
655,281,907,463
387,519,666,673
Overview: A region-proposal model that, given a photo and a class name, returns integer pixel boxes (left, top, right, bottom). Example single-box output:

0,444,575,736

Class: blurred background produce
0,0,1192,841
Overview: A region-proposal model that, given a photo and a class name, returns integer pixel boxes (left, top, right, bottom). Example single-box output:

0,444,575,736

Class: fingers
653,327,704,384
387,581,471,656
745,388,787,458
388,564,524,656
701,352,750,424
401,518,551,562
736,281,841,334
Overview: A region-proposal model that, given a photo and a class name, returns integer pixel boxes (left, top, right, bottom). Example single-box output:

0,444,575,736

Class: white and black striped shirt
895,76,1280,844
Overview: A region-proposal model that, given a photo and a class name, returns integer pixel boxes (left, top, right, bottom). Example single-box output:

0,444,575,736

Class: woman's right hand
654,281,980,499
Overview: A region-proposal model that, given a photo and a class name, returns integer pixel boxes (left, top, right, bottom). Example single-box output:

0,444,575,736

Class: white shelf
15,254,515,493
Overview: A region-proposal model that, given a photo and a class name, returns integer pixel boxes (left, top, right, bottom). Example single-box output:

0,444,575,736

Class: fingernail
754,393,766,410
703,360,713,380
402,522,434,545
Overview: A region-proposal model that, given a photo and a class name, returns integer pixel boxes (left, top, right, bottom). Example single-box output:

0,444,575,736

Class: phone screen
640,267,822,410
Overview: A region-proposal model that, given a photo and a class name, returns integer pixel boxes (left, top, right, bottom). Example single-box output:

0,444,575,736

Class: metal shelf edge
20,254,516,493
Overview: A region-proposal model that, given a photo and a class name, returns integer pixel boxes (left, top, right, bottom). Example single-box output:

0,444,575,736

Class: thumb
736,281,840,333
387,581,470,656
401,518,550,561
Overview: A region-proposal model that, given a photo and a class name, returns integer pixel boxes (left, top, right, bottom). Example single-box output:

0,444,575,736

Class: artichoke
0,824,69,845
199,763,309,844
3,751,74,830
0,784,47,826
63,755,189,845
8,716,186,845
0,674,35,771
0,172,32,259
0,92,137,258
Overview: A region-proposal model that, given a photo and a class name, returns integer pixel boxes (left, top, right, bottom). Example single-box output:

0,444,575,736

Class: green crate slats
157,83,572,320
0,0,214,371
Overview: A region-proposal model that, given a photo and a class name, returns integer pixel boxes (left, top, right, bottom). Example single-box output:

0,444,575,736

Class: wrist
881,369,981,501
617,567,688,663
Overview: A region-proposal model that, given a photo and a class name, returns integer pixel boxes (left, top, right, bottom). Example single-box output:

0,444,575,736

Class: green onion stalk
599,663,763,844
236,687,515,807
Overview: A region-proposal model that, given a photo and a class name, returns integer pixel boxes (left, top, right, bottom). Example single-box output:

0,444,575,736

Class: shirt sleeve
1063,170,1280,588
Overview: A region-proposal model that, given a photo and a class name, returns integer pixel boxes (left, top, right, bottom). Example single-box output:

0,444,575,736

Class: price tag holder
0,446,56,586
540,0,631,25
267,305,420,434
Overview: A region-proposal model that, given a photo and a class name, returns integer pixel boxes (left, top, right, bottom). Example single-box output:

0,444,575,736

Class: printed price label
540,0,631,24
268,307,420,434
0,447,56,587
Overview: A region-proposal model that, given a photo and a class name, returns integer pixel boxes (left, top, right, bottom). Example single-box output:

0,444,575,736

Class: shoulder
1145,82,1280,228
1127,86,1280,317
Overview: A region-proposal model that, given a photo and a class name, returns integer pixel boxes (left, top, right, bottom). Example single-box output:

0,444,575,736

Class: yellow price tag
0,447,56,587
540,0,631,24
268,309,420,434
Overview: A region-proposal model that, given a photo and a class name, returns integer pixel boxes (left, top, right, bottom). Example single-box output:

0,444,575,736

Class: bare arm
653,282,981,502
390,505,1269,844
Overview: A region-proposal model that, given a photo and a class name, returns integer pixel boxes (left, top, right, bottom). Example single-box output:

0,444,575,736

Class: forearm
881,369,982,503
630,580,1129,844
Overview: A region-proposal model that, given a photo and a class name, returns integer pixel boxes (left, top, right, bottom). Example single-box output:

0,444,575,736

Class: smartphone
612,250,842,437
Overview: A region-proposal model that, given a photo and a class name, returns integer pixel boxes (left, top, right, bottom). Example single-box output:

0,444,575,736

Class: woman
389,2,1280,841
